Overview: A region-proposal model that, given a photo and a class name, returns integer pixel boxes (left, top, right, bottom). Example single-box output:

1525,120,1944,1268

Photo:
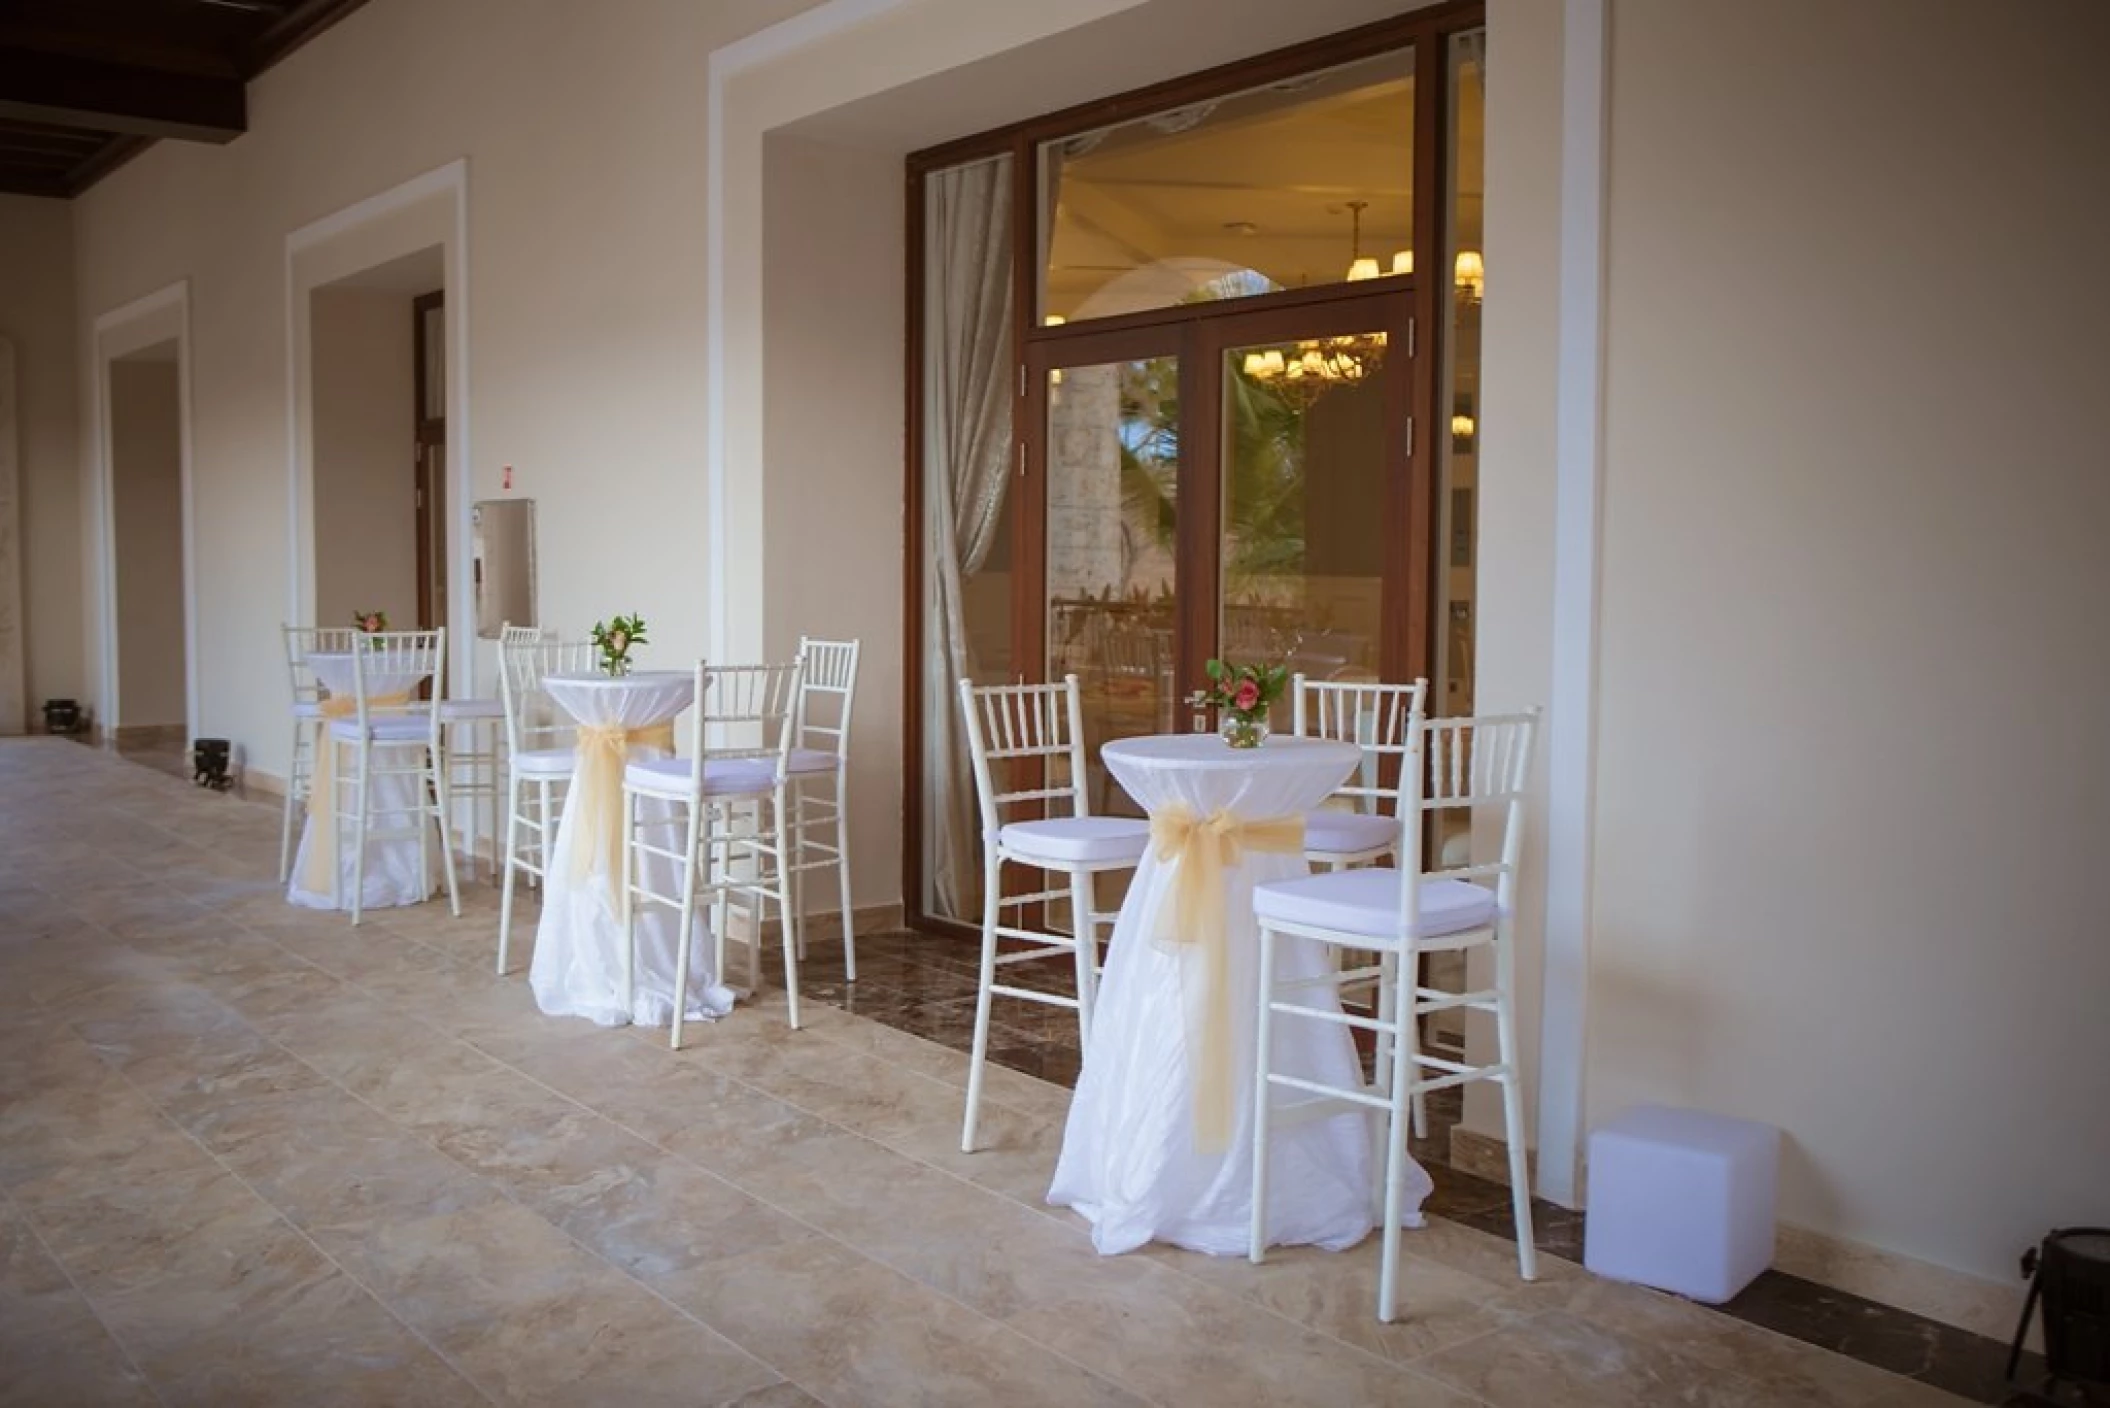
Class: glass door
1024,327,1180,817
1193,291,1419,730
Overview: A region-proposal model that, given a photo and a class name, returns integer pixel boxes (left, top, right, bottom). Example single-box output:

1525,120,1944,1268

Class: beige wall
762,133,906,909
1584,0,2110,1286
70,0,819,779
108,355,185,727
310,289,417,632
0,194,81,719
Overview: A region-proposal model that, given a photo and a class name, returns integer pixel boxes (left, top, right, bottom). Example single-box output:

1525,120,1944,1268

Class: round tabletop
1101,732,1361,816
545,670,695,729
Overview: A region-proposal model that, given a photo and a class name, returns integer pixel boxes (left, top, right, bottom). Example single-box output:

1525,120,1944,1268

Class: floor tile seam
0,1183,173,1408
157,977,827,1400
1440,1304,1817,1405
662,1234,1175,1408
82,1043,507,1408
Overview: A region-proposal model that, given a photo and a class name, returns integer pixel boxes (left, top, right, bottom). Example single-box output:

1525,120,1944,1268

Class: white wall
0,194,80,719
108,355,185,727
310,288,417,631
1582,0,2110,1288
762,132,907,910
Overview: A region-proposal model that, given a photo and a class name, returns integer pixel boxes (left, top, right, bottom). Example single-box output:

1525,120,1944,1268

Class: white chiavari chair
330,629,461,927
785,637,860,979
1291,676,1429,868
495,636,594,973
956,674,1150,1154
621,658,803,1046
279,625,358,882
1248,708,1542,1322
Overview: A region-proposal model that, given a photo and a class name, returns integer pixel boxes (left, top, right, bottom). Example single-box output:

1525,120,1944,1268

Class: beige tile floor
0,738,1975,1407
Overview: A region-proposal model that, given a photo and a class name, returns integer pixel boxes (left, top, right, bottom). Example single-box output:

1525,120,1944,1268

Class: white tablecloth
528,671,734,1028
1049,732,1431,1256
287,651,440,912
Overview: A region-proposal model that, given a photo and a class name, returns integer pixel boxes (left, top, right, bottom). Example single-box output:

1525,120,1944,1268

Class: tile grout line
0,1182,173,1408
40,927,507,1408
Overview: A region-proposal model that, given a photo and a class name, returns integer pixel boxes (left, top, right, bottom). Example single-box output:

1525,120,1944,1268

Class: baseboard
113,722,186,748
1446,1127,2026,1344
719,901,905,948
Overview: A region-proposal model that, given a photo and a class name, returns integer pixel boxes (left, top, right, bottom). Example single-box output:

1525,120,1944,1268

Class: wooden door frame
412,289,444,633
902,4,1481,934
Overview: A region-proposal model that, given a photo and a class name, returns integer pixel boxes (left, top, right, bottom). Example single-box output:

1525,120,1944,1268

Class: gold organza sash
299,690,413,897
1146,804,1306,1154
568,720,678,885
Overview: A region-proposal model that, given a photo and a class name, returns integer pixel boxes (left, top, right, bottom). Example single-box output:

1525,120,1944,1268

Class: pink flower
1233,678,1261,712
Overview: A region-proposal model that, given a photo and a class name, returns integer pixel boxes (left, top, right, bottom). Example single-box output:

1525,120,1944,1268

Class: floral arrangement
353,610,388,648
591,614,648,677
1200,658,1287,749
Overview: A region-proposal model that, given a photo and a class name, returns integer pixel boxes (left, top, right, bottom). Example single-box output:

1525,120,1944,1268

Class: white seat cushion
999,816,1150,866
328,715,431,743
291,700,324,719
511,748,576,779
1253,870,1497,941
787,747,842,774
623,757,778,798
438,697,504,721
1302,810,1398,856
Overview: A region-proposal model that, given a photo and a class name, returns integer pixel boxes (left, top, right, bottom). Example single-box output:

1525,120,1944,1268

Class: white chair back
691,659,804,778
499,622,547,646
793,637,860,761
1292,675,1428,816
956,674,1092,838
349,628,446,740
1406,708,1540,926
284,624,359,706
498,637,595,757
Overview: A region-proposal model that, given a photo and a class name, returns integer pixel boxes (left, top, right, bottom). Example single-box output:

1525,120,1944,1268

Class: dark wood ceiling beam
0,166,68,198
244,0,370,78
0,44,246,143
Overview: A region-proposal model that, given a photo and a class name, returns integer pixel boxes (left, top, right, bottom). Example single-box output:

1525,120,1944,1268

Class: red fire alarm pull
503,465,513,491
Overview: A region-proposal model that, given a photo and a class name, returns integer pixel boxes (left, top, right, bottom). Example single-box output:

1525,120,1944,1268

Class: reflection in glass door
1038,348,1179,816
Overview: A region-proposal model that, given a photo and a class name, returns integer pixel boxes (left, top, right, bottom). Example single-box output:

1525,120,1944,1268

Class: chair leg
670,797,705,1050
534,780,551,889
773,790,802,1031
790,789,808,963
1067,870,1097,1050
1379,945,1418,1324
497,772,522,974
961,851,1003,1154
620,789,638,1025
349,740,370,927
279,719,303,883
1249,922,1281,1263
432,743,461,918
834,771,856,982
1494,925,1539,1281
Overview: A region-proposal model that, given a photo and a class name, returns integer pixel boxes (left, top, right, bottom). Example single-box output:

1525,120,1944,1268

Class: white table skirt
1049,732,1431,1256
286,652,439,912
528,671,735,1028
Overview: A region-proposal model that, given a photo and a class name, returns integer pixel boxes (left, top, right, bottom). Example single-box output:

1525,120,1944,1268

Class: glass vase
1220,711,1269,750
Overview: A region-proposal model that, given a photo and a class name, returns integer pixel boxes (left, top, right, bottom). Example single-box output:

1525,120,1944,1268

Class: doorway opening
308,245,443,647
108,338,188,777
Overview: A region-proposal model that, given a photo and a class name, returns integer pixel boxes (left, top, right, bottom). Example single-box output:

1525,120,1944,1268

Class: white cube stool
1583,1104,1780,1303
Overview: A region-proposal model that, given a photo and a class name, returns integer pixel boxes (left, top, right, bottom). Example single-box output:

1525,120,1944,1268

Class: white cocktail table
1049,732,1430,1256
527,671,734,1028
286,651,438,912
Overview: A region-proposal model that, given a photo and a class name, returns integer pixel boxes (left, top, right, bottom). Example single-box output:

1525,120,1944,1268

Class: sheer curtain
924,154,1015,918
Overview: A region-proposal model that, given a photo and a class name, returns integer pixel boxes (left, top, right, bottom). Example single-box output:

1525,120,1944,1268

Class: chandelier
1241,332,1388,392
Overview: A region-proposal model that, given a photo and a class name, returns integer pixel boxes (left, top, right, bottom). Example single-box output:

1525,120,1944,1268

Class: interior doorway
308,245,442,643
107,338,188,773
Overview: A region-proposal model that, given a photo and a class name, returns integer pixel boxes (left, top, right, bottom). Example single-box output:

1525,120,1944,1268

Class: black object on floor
2011,1229,2110,1394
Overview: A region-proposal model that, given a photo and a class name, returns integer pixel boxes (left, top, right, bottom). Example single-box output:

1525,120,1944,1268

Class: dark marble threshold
777,926,2088,1407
